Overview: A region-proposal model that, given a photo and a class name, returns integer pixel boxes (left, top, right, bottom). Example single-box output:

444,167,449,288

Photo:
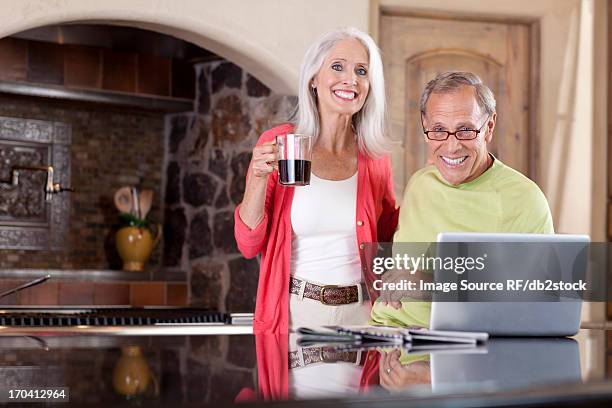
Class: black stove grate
0,308,229,327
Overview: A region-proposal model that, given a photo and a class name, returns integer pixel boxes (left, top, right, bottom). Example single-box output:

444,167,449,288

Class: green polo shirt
370,157,554,327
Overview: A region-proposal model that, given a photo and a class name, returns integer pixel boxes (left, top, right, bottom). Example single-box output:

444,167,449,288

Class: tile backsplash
0,279,187,306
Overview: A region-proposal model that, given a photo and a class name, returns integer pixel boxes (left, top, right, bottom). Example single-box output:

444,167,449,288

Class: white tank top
290,172,362,285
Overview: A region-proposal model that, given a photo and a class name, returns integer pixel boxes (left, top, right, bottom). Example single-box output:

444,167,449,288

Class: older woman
234,27,398,334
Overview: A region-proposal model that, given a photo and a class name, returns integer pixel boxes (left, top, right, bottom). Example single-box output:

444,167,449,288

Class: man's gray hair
291,27,392,158
419,71,496,116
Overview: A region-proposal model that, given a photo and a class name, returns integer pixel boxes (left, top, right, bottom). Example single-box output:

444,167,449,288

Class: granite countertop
0,268,185,282
0,329,610,406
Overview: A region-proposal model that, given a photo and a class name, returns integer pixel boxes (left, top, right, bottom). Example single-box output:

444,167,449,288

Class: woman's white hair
290,27,392,158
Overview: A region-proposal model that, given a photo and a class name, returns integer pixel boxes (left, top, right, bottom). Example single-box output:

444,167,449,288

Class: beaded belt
289,346,361,369
289,277,367,305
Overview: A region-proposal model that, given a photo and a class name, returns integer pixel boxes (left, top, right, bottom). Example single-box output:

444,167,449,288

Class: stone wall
164,61,296,311
0,95,165,270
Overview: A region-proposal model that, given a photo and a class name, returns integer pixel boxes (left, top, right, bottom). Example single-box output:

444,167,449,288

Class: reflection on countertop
0,334,256,405
0,328,609,406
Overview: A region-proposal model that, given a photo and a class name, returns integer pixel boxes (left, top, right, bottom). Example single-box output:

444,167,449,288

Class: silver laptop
430,233,590,336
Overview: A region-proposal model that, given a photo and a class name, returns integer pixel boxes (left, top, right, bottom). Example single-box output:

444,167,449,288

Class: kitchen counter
0,328,610,406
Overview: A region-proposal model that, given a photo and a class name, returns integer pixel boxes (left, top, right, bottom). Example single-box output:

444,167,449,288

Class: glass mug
275,133,313,186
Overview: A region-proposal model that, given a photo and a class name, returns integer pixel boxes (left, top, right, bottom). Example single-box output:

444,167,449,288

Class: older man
370,71,553,327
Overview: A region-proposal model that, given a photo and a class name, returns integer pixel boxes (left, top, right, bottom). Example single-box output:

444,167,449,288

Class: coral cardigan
234,123,399,334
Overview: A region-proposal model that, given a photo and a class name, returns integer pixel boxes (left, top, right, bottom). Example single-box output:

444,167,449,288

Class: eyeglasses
422,114,491,141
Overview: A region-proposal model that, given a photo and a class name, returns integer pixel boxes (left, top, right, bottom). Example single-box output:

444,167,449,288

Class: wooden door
380,12,537,197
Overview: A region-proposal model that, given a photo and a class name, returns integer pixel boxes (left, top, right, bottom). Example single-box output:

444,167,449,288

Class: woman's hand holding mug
250,141,278,179
239,140,278,229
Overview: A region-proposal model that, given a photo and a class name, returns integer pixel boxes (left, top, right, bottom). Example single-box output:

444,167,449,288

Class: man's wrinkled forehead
423,86,483,123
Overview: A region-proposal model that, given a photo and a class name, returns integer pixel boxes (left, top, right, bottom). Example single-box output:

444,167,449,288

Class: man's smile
440,155,468,167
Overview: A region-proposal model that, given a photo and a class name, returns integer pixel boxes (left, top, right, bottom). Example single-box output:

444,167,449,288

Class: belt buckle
319,347,338,363
319,285,338,305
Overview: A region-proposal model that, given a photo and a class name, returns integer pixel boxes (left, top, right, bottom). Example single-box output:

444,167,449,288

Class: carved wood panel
0,143,48,223
380,13,534,197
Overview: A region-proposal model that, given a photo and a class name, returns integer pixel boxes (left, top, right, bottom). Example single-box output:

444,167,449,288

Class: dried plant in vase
113,186,161,272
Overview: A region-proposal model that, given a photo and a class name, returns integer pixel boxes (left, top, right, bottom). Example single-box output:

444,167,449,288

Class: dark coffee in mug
276,133,313,186
278,159,311,186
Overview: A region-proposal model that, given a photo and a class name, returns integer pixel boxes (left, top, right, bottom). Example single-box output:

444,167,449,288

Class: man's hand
379,349,431,391
381,301,402,310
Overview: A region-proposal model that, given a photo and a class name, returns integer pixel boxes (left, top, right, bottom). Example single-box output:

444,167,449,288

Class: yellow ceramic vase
113,346,150,398
115,226,161,271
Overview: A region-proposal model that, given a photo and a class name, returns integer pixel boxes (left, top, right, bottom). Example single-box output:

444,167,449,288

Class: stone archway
0,1,297,95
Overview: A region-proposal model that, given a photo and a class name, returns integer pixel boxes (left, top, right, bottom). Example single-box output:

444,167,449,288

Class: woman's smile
332,89,358,101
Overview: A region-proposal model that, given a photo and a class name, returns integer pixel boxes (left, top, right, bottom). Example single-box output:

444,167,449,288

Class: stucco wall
0,0,370,95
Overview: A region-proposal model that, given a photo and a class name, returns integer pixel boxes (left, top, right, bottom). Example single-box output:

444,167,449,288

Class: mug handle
272,136,281,171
